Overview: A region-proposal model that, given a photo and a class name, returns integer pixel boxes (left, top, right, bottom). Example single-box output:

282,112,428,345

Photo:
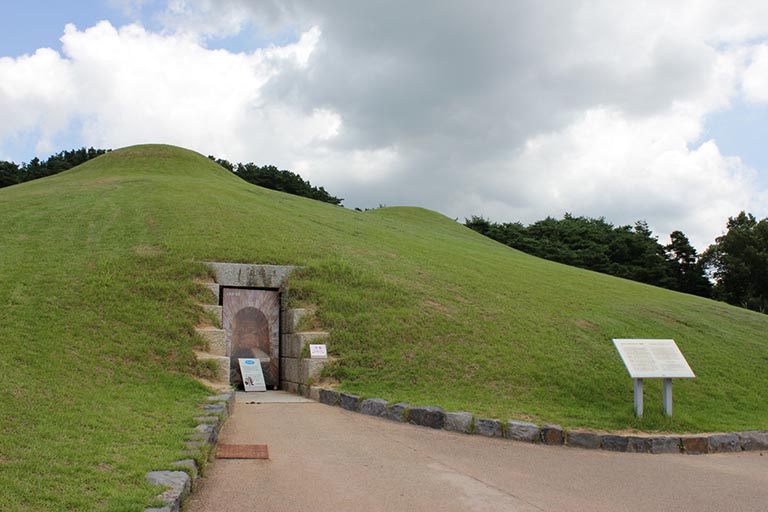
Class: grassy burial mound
2,144,768,509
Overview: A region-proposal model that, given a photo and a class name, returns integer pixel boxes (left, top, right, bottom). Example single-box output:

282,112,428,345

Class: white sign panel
309,344,328,359
612,339,695,379
238,358,267,392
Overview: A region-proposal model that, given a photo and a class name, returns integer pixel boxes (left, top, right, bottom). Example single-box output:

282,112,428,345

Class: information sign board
309,344,328,359
612,339,695,379
238,358,267,392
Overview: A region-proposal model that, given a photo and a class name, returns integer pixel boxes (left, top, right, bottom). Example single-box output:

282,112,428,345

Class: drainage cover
216,444,269,459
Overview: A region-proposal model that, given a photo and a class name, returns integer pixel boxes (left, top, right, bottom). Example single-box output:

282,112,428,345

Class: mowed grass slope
1,144,767,509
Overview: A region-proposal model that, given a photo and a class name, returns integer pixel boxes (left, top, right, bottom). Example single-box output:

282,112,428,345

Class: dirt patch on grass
575,319,599,329
424,300,455,314
133,245,165,256
194,375,232,393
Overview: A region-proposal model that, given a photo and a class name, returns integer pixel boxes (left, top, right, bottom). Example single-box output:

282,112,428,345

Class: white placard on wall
309,344,328,359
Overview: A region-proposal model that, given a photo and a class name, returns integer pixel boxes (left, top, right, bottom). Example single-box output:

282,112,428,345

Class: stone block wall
280,307,331,394
194,281,229,386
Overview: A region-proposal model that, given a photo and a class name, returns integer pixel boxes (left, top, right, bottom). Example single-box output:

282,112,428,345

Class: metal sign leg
663,378,673,416
634,378,643,417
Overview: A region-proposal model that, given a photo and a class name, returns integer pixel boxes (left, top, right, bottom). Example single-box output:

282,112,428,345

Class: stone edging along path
311,387,768,456
144,391,235,512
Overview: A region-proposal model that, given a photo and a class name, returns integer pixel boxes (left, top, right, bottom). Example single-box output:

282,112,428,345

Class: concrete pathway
187,398,768,512
234,390,313,404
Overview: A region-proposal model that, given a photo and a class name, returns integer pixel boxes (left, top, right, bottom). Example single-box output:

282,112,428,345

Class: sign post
634,378,643,418
663,378,673,416
612,339,695,417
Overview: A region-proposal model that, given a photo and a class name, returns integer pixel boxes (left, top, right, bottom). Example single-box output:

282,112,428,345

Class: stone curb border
312,387,768,455
144,391,235,512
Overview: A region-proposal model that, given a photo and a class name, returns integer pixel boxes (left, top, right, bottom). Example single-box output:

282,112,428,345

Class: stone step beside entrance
196,327,226,356
202,282,220,303
283,332,329,358
193,351,230,385
281,357,327,384
193,280,229,386
282,307,314,333
201,304,222,324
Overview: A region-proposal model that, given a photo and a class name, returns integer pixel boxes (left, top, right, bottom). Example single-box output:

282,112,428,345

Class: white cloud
157,0,300,41
2,1,768,250
743,44,768,103
294,145,401,189
0,48,76,153
0,20,335,165
161,0,250,39
486,107,755,249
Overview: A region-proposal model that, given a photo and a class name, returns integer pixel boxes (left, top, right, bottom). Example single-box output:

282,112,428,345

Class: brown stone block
682,436,710,454
540,424,564,445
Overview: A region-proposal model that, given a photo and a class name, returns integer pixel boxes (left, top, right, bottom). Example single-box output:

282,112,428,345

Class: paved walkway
187,395,768,512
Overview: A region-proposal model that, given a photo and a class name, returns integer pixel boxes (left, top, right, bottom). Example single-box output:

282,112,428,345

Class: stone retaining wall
312,387,768,455
280,307,331,393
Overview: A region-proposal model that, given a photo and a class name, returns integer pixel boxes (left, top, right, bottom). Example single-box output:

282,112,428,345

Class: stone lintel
205,262,298,289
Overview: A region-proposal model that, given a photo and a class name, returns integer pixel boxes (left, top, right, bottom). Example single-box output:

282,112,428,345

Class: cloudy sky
2,0,768,249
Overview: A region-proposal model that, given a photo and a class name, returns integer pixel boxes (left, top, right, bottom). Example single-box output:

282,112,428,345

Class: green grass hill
2,144,767,510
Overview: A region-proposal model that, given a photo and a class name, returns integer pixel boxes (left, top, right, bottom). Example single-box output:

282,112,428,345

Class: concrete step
201,304,223,325
282,308,315,334
283,331,329,358
194,352,230,385
196,327,227,356
281,356,328,385
202,282,220,303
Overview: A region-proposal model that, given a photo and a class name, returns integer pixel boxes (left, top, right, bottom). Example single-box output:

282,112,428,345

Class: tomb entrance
223,289,280,388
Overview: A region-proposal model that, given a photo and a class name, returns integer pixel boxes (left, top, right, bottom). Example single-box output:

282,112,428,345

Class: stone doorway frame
205,262,298,389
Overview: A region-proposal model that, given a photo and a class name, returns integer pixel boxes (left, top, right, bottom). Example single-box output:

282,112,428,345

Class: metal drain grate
216,444,269,459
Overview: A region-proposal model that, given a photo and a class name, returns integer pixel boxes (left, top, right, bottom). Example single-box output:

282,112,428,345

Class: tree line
0,148,110,188
467,212,768,314
466,214,712,297
0,147,344,206
704,212,768,313
208,157,343,205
